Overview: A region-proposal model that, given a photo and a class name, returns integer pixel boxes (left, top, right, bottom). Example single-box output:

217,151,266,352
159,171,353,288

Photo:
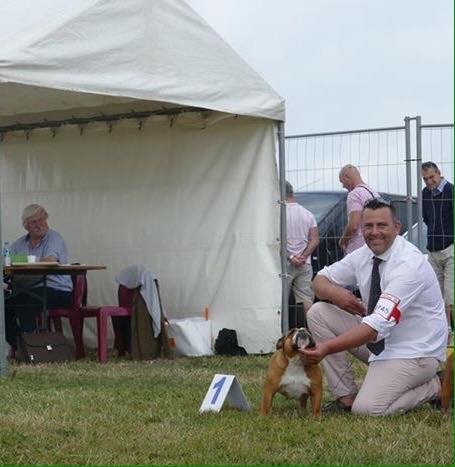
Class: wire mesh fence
286,127,407,194
421,124,454,182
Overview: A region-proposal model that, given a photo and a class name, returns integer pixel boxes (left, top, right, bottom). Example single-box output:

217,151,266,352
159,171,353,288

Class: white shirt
318,235,447,362
286,202,317,265
435,177,448,194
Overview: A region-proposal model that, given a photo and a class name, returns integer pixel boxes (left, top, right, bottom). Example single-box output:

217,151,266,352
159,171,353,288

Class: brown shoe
323,399,352,414
429,371,444,410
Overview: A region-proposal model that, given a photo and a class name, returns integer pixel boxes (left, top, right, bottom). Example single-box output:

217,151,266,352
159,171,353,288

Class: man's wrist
321,340,333,357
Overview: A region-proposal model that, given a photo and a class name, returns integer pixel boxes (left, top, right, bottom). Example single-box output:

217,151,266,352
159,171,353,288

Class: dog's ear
276,328,296,350
287,328,297,338
275,336,285,350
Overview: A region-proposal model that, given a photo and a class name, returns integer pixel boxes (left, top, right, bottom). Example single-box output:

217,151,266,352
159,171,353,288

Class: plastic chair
47,274,87,359
79,285,137,363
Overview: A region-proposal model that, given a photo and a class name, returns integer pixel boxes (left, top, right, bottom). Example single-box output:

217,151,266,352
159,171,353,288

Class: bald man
339,165,379,254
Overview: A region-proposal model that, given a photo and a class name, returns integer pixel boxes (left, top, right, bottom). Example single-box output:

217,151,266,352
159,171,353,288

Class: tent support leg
278,121,288,334
0,187,8,377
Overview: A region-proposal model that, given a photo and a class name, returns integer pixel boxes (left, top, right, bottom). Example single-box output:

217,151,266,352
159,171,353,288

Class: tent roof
0,0,285,127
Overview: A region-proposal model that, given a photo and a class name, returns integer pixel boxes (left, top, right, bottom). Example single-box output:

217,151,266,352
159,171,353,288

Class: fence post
404,116,413,243
415,116,424,251
278,121,289,334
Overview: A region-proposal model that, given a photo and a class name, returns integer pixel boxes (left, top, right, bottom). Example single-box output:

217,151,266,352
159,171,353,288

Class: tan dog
441,350,453,414
260,327,323,416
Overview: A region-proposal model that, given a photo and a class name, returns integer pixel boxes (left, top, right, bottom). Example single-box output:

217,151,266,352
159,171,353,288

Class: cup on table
27,255,37,263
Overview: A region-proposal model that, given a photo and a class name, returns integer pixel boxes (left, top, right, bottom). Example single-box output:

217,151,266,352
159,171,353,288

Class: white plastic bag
167,317,213,356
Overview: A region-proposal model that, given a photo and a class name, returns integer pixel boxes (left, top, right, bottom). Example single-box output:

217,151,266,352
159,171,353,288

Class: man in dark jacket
421,161,453,340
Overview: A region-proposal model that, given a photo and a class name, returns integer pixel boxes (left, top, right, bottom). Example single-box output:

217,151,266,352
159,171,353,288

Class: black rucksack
214,328,248,356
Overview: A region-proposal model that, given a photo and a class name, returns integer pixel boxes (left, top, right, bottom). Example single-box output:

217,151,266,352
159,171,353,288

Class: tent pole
0,186,8,377
278,121,288,334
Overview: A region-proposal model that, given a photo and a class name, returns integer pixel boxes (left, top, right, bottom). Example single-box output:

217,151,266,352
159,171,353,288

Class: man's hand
289,256,300,267
333,288,366,316
294,254,308,267
300,341,330,365
289,255,306,267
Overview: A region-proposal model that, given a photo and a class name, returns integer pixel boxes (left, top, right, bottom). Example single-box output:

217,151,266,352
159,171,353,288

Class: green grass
0,354,453,466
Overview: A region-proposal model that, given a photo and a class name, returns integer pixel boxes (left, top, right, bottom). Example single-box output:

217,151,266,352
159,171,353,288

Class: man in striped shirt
339,165,379,254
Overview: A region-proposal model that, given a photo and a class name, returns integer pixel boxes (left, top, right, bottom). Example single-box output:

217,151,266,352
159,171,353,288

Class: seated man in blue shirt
4,204,73,351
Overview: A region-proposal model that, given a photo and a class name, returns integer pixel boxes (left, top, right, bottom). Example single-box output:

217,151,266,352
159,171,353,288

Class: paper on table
11,261,60,266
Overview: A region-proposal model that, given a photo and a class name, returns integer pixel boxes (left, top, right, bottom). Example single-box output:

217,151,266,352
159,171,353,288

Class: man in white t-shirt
285,181,319,314
300,198,447,416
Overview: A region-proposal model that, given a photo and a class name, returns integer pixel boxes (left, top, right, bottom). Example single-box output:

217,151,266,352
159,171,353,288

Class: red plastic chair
79,285,137,363
47,274,86,359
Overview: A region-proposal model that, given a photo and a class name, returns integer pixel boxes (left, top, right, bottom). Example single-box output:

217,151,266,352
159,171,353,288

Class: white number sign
199,374,251,413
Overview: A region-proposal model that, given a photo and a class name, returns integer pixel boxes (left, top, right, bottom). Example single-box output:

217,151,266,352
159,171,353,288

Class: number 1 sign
199,374,251,413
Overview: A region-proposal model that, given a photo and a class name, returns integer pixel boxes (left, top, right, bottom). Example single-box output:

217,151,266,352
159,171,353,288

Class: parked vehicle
294,190,419,273
403,223,428,252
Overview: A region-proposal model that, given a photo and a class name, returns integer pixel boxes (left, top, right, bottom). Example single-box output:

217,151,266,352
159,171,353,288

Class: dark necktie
366,256,385,355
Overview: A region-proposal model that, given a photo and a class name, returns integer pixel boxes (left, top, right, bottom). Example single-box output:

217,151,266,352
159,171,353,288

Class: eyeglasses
363,197,392,209
26,216,46,226
376,197,391,206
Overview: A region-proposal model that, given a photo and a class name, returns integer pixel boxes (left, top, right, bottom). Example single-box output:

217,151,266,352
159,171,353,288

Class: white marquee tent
0,0,287,372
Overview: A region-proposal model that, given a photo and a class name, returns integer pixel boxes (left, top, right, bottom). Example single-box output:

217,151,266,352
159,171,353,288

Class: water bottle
3,241,11,267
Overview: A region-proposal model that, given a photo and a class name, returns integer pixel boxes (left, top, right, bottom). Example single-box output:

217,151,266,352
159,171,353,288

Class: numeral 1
210,376,226,404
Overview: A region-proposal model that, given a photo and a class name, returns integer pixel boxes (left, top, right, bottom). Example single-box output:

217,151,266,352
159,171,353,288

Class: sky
186,0,454,135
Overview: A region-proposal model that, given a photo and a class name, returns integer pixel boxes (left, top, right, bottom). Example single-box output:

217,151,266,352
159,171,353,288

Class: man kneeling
300,199,447,416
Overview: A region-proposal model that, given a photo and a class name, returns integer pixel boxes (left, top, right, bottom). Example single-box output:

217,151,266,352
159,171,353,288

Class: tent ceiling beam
0,106,209,135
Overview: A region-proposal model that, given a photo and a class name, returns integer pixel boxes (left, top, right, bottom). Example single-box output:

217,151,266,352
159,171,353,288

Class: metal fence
421,124,454,180
284,116,454,270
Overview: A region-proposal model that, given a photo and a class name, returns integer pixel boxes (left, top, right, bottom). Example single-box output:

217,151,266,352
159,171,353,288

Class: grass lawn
0,354,453,466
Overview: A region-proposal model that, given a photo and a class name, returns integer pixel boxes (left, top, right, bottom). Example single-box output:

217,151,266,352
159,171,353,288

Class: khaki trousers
428,244,454,306
287,262,314,307
307,301,440,416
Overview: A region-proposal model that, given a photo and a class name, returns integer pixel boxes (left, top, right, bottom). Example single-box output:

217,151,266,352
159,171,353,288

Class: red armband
387,305,401,324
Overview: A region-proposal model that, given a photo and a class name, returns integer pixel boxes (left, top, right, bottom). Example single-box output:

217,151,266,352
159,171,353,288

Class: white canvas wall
0,115,281,353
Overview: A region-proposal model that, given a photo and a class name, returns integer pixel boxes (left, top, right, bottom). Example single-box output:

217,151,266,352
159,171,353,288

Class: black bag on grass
17,331,74,363
214,328,247,356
